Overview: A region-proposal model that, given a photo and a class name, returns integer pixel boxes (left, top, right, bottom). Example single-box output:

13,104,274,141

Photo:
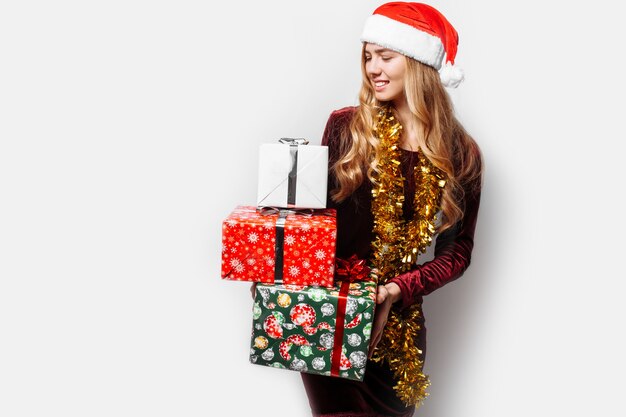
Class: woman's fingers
368,295,392,358
369,318,385,357
369,329,381,359
369,282,404,358
376,284,388,304
369,333,381,358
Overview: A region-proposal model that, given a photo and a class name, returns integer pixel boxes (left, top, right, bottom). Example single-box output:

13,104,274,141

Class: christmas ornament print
347,333,362,347
253,302,262,320
277,293,292,308
290,303,316,327
263,312,285,339
350,351,367,369
221,206,337,286
261,349,275,361
339,351,351,370
321,303,335,316
299,345,313,357
249,281,376,381
312,357,326,370
363,322,372,337
319,333,334,350
254,336,269,349
279,335,310,360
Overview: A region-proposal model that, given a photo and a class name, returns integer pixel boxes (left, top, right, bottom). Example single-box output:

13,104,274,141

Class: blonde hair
330,45,483,233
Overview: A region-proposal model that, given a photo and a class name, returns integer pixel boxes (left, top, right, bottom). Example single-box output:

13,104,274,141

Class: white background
1,1,624,416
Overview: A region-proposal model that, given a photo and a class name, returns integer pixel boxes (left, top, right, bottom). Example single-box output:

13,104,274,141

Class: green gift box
249,279,376,381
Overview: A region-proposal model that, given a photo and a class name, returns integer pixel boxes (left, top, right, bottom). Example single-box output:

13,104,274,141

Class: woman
300,3,483,416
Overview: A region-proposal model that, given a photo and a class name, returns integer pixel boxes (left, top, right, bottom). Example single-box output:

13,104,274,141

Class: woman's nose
367,59,382,76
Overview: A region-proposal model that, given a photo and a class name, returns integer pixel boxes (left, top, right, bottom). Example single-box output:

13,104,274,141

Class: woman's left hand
368,282,402,358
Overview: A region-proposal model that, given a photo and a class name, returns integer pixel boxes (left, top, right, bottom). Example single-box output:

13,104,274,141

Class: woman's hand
250,282,257,299
368,282,402,358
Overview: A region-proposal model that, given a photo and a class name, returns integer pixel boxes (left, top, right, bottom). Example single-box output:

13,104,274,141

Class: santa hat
360,2,464,88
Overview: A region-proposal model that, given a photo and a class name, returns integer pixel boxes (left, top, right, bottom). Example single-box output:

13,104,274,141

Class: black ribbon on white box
278,138,309,206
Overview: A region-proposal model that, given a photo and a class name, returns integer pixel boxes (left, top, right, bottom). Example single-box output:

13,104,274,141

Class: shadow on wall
415,173,498,417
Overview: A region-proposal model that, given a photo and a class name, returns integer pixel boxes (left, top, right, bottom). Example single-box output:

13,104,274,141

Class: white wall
1,1,624,416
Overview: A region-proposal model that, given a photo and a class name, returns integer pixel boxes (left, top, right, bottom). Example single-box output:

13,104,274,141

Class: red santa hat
360,2,464,88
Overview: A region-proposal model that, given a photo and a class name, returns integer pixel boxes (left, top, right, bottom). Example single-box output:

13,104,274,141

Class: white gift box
256,139,328,209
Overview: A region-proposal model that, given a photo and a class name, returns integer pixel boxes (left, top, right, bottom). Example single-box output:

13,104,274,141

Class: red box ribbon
330,256,372,377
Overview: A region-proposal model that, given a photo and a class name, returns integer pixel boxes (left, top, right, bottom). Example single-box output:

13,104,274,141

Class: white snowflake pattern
285,235,296,246
230,259,245,273
301,223,311,231
300,235,307,242
246,258,256,265
247,232,259,243
226,219,238,227
263,221,274,230
289,266,300,276
266,257,275,266
302,261,310,269
315,250,326,260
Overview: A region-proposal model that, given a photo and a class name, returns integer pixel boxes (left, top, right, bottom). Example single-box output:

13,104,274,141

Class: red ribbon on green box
331,256,373,377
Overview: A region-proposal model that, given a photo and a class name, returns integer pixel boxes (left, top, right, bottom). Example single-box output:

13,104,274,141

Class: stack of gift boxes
220,138,377,381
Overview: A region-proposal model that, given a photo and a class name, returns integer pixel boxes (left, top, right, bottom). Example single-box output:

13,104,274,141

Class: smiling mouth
374,81,389,87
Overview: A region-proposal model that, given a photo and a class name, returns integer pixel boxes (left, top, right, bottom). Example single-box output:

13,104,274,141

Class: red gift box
221,206,337,287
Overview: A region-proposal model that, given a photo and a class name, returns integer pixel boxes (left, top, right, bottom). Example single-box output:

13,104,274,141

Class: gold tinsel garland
369,106,447,407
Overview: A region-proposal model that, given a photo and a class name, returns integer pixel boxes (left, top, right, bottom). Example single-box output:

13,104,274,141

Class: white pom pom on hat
360,2,465,88
439,61,464,88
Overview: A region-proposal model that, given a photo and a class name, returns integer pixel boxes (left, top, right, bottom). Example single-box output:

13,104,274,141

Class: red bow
335,255,371,282
331,255,372,377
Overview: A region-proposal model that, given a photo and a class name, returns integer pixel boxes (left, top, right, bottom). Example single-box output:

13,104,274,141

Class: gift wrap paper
257,143,328,209
249,281,376,381
221,206,337,287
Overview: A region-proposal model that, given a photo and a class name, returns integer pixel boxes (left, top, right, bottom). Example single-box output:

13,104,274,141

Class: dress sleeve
321,112,335,147
387,176,482,310
321,107,354,161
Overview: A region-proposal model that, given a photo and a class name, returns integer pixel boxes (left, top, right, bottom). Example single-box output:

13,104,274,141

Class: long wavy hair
330,45,483,233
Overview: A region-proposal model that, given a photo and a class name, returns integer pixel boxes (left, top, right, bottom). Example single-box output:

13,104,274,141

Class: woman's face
364,43,407,103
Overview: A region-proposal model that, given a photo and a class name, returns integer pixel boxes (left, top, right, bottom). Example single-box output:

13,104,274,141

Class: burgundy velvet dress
301,107,482,417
